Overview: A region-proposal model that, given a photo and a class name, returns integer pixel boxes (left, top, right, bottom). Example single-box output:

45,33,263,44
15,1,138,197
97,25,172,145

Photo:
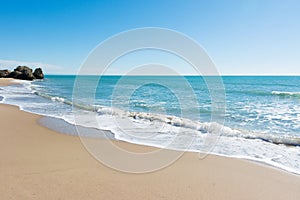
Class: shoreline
1,78,300,199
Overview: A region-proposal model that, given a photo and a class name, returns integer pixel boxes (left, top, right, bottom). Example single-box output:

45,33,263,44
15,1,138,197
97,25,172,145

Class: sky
0,0,299,75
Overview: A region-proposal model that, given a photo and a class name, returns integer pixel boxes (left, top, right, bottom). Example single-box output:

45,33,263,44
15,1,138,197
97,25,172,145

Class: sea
0,75,300,174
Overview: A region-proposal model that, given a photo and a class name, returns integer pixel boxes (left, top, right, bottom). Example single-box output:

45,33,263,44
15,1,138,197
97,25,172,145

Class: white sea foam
51,96,65,103
272,91,300,95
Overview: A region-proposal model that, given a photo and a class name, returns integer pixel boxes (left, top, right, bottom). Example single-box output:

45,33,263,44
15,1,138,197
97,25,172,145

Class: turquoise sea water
1,75,300,174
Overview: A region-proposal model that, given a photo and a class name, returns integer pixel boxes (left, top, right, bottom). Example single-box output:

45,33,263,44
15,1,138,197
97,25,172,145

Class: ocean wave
75,105,300,148
31,90,300,147
271,91,300,98
226,90,271,97
226,90,300,100
51,96,65,103
34,91,72,105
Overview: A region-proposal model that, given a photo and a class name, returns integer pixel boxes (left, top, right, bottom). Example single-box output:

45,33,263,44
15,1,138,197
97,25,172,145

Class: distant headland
0,66,44,80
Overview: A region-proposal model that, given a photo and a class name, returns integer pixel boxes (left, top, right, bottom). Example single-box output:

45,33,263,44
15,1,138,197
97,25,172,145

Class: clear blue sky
0,0,299,75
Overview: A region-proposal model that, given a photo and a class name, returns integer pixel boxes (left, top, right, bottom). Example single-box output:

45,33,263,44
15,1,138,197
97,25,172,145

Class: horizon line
43,74,300,76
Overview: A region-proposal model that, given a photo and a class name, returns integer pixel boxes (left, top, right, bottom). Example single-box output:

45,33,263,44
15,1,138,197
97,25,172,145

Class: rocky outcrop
0,70,11,78
33,68,44,79
10,66,35,80
0,66,44,80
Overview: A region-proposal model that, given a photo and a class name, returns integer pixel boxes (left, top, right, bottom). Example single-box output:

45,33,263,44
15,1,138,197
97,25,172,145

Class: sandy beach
0,78,17,87
0,78,300,199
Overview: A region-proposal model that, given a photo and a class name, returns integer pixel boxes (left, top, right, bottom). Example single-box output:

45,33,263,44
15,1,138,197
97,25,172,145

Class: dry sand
1,78,300,199
0,78,17,86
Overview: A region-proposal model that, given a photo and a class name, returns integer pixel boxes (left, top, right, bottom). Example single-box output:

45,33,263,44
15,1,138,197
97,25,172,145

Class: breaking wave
271,91,300,99
32,90,300,147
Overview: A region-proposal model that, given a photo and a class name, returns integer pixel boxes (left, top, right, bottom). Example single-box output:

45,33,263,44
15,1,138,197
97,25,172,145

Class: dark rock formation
9,66,35,80
15,66,32,72
9,70,22,78
0,70,11,78
2,66,44,81
33,68,44,79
